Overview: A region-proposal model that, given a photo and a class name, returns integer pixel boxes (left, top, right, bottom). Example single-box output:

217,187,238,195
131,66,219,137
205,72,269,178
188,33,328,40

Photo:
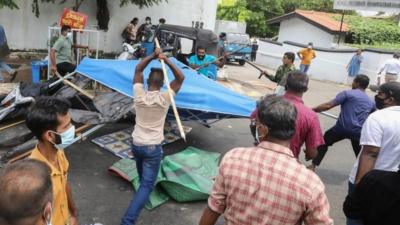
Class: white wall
0,0,218,53
278,17,334,48
256,40,394,84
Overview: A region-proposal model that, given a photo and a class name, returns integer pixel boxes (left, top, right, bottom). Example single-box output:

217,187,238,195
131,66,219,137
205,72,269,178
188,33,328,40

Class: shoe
10,71,17,82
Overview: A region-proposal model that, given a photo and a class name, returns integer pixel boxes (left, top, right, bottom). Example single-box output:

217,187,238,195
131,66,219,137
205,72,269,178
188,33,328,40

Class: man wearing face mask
200,95,333,225
137,17,154,42
345,82,400,225
50,25,89,76
26,97,79,225
189,46,223,78
0,159,53,225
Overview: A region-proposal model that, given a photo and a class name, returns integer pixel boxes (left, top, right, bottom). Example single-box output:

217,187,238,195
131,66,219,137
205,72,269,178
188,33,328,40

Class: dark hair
284,52,295,63
61,25,71,33
159,18,166,24
148,68,164,88
379,82,400,104
26,97,71,141
286,71,309,93
394,52,400,59
0,159,52,224
354,74,370,89
197,45,206,51
131,17,139,23
257,95,297,140
308,42,313,46
145,16,151,21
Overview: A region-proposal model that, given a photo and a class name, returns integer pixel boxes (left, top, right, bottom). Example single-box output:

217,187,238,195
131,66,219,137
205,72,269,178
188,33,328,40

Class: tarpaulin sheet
75,57,255,119
109,146,220,209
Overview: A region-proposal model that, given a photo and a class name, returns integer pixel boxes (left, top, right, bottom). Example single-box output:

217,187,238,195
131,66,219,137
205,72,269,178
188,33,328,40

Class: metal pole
337,10,345,45
96,31,99,59
320,111,338,120
47,27,52,79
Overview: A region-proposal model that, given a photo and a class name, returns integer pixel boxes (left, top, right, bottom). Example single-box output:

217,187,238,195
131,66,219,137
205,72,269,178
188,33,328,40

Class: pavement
21,62,376,224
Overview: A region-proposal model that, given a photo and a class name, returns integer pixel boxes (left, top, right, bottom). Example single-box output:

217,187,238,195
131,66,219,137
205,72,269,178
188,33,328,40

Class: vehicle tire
239,60,245,66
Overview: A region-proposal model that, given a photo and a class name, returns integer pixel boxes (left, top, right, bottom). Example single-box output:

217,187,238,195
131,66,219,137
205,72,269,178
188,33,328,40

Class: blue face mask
51,125,76,149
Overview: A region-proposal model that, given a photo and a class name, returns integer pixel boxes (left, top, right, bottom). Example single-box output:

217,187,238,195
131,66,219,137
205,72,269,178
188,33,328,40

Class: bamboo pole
154,38,186,142
55,72,95,99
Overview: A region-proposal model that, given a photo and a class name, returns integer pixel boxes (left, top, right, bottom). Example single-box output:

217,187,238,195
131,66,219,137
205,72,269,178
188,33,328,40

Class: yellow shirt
29,146,70,225
299,49,316,65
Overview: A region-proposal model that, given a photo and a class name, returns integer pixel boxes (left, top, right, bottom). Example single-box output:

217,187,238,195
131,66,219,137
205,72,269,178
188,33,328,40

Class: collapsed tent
75,57,256,124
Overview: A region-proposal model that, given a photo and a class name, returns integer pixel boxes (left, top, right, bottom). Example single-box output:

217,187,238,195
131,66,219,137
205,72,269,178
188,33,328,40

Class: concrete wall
214,20,247,34
256,39,394,84
278,17,339,48
0,0,218,53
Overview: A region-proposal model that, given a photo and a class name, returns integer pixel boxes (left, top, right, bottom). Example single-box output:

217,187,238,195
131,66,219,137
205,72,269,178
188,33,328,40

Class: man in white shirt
378,53,400,83
346,81,400,225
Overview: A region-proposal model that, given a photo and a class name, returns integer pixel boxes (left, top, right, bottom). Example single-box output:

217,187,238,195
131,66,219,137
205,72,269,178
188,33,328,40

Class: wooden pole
154,38,186,142
55,72,95,99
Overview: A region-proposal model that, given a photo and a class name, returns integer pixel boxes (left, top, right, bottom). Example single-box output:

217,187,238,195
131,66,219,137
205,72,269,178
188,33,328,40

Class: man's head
159,18,166,25
393,52,400,59
0,159,53,225
286,71,309,94
196,46,206,60
357,49,362,55
61,25,71,37
145,16,152,25
147,68,164,90
131,17,139,25
352,74,369,90
307,42,313,50
282,52,295,66
219,32,226,41
26,97,73,148
256,95,297,143
375,82,400,109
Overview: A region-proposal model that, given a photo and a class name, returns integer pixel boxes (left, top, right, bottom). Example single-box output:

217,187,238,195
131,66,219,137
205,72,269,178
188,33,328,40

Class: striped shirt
208,141,333,225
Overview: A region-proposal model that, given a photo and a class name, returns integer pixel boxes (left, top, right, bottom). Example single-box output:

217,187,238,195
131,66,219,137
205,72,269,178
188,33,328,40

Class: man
250,39,258,62
137,17,153,42
297,42,316,74
0,159,53,225
121,48,184,225
343,167,400,225
217,33,226,58
26,96,79,225
346,49,363,84
189,46,223,78
378,52,400,83
284,71,324,159
0,24,17,82
265,52,296,95
309,75,375,171
199,96,333,225
122,17,139,44
50,25,89,76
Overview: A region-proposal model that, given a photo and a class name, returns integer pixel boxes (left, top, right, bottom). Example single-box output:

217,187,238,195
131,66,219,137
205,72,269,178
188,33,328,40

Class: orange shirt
30,147,70,225
299,48,316,65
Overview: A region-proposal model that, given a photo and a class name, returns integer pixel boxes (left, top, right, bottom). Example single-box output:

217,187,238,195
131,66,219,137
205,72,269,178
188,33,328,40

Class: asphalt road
65,63,370,225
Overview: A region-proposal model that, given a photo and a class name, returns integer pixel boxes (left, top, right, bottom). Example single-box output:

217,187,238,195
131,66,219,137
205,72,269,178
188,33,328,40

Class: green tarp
109,146,220,209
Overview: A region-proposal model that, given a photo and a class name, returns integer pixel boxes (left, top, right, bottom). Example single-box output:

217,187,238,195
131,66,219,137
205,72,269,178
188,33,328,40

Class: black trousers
312,127,361,166
57,62,76,76
251,52,257,62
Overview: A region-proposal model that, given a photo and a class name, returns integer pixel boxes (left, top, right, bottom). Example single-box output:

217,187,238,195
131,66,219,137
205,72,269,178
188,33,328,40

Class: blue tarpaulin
75,57,255,121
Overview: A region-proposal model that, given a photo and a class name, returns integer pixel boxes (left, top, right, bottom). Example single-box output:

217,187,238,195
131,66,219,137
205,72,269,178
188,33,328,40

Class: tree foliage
0,0,19,9
217,0,335,37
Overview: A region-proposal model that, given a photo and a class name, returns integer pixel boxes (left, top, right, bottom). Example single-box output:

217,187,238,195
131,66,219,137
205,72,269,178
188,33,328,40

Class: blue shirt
333,89,375,138
189,54,216,77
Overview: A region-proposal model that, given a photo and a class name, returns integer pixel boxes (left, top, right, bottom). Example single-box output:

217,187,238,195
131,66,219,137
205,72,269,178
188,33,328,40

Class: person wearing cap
378,53,400,83
297,42,316,74
346,81,400,225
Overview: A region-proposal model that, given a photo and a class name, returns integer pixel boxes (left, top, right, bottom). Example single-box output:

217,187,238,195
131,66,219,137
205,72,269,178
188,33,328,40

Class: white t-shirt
349,106,400,183
380,58,400,75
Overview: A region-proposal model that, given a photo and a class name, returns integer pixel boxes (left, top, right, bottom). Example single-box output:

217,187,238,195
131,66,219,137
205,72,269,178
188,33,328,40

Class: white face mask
66,32,73,40
44,204,53,225
50,125,76,150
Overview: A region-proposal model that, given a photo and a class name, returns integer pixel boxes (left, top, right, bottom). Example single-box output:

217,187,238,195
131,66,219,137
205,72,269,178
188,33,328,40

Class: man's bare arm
354,145,380,184
66,183,79,224
50,49,58,74
134,48,160,84
199,207,221,225
313,101,337,113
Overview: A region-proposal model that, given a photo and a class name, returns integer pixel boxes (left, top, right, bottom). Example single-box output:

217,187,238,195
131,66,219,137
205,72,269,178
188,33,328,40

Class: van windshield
226,33,250,44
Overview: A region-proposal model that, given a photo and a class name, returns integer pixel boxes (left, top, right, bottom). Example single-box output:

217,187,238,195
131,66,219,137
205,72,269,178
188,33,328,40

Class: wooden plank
55,72,95,99
0,120,25,132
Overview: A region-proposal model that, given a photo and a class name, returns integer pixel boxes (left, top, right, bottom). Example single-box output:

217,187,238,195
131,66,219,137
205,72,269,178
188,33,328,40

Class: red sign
60,8,88,30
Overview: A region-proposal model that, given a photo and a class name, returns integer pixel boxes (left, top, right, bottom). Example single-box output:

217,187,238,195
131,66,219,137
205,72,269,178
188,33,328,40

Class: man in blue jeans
121,48,185,225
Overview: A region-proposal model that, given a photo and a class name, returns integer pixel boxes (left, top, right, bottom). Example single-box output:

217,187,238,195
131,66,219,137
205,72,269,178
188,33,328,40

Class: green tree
0,0,18,9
